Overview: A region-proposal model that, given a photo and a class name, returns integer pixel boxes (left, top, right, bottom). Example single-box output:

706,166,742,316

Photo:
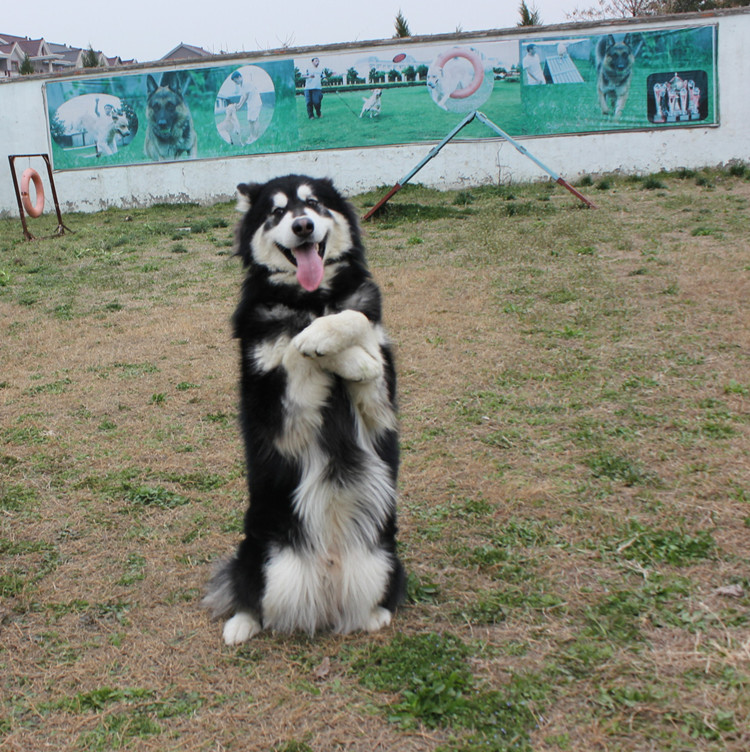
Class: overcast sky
3,1,574,63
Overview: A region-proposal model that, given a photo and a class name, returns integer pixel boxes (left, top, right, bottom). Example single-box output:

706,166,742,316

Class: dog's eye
305,198,319,208
272,207,285,218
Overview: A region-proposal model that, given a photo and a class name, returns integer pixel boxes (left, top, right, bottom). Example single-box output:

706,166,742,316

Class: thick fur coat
203,175,405,644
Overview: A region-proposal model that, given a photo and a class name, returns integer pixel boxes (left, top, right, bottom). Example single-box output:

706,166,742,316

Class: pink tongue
294,243,324,291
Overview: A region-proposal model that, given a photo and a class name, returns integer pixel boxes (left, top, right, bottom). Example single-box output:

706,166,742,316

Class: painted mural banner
519,25,717,134
45,24,717,170
46,60,294,170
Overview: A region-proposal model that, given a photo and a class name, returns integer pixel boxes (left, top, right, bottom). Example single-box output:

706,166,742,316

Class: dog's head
597,34,640,79
112,112,131,138
426,70,442,90
235,175,363,292
146,75,187,137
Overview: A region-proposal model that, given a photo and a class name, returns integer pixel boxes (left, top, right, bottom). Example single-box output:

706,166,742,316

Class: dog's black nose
292,217,314,237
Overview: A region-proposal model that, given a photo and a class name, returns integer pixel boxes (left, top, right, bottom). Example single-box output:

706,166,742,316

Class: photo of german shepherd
144,73,198,161
595,34,642,118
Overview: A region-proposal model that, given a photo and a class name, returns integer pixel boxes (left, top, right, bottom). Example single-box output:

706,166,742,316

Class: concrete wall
2,8,748,216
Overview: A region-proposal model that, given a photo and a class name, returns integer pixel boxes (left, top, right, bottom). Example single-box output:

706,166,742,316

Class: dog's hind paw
365,607,392,633
222,612,261,645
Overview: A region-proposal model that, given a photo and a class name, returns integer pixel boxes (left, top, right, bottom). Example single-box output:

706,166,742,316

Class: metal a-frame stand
363,110,596,220
8,153,73,241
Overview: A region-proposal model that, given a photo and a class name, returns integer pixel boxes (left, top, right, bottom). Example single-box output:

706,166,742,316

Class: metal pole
8,155,34,240
363,111,478,220
364,111,595,219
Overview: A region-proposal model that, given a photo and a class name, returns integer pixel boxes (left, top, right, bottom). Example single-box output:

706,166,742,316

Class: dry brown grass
1,169,749,751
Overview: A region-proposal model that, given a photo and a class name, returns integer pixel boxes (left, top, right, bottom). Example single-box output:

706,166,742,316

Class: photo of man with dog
214,66,275,146
48,92,137,160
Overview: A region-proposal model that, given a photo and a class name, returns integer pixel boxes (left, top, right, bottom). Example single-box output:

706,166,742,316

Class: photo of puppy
359,89,382,118
595,33,642,118
203,174,406,645
427,55,476,110
76,96,133,158
144,73,197,161
216,103,242,144
95,106,131,157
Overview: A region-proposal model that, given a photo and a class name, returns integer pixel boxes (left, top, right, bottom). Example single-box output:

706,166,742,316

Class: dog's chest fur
247,303,395,547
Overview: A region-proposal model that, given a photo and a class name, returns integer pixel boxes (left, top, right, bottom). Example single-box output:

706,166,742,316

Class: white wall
1,9,748,216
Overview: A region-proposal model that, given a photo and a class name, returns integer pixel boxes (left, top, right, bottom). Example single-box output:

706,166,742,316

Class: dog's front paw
292,323,333,358
293,310,369,358
319,345,383,382
222,612,261,645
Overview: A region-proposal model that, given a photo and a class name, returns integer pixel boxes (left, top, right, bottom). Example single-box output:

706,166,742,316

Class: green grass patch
611,522,716,566
354,632,548,750
587,451,656,486
122,485,189,510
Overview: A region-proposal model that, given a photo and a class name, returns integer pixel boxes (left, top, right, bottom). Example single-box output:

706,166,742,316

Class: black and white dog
203,175,405,644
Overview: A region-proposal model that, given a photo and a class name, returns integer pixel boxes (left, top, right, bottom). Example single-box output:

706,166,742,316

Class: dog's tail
201,558,237,619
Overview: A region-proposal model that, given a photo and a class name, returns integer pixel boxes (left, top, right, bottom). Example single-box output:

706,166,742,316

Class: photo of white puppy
217,103,242,145
359,89,382,118
427,55,476,110
90,103,131,157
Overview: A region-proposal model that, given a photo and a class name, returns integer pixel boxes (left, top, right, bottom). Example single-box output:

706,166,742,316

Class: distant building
0,34,60,76
0,39,24,77
161,43,213,62
0,32,135,78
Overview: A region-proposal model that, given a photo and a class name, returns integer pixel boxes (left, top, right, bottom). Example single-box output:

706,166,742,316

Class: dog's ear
623,33,644,57
595,35,614,63
236,182,262,213
160,71,183,95
235,183,264,266
597,35,615,53
147,75,158,95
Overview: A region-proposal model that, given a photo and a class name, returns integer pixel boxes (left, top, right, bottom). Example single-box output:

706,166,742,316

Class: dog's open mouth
153,122,173,136
276,240,326,291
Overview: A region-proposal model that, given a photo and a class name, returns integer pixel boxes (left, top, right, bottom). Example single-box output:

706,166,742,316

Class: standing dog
595,34,642,118
359,89,382,118
203,175,406,644
144,73,197,160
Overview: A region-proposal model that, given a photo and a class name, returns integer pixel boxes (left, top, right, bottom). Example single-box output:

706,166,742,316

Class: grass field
1,166,749,751
296,81,523,150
